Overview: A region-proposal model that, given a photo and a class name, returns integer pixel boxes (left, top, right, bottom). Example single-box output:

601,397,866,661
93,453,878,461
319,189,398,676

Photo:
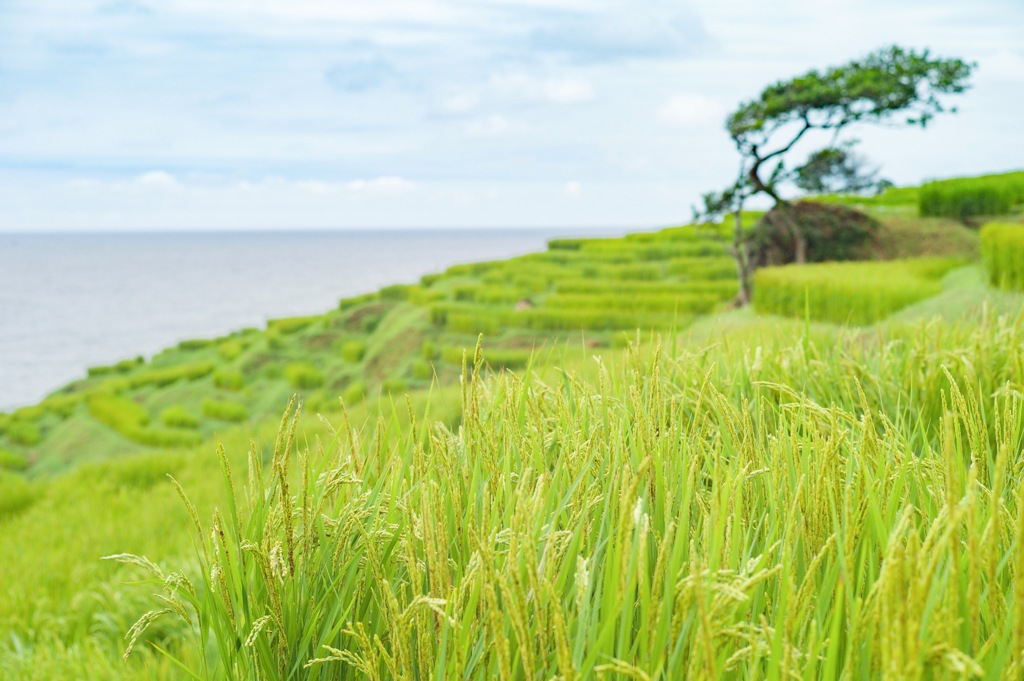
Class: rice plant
110,316,1024,679
753,257,966,324
201,399,249,423
981,223,1024,290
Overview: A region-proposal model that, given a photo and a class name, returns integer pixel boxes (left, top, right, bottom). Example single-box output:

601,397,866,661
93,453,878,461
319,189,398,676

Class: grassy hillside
2,171,1024,678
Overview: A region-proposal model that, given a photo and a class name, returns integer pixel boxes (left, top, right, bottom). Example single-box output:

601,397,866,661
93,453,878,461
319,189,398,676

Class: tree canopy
695,45,973,303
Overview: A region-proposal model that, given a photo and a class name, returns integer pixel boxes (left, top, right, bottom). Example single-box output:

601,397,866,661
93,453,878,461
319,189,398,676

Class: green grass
201,399,249,423
283,362,325,389
981,223,1024,290
919,172,1024,220
103,314,1024,679
753,257,967,324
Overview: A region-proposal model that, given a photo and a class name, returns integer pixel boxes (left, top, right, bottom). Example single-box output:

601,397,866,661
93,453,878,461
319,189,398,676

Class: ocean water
0,229,621,411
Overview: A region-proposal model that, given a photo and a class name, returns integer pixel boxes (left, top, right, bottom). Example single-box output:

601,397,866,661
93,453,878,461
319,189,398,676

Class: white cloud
468,114,512,137
346,176,417,194
489,72,595,105
981,50,1024,83
658,93,724,127
135,170,179,189
542,77,595,104
565,180,583,198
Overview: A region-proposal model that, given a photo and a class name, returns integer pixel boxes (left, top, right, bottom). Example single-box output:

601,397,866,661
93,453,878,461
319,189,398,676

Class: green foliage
343,380,367,405
340,340,367,363
201,399,248,423
728,46,972,140
217,339,246,361
88,395,201,448
0,448,28,472
159,406,199,430
0,472,34,520
6,421,42,446
213,368,245,391
379,283,415,301
919,175,1023,220
981,223,1024,290
267,315,319,335
411,359,434,380
112,315,1024,679
753,257,965,324
748,201,881,266
284,362,325,389
177,338,214,351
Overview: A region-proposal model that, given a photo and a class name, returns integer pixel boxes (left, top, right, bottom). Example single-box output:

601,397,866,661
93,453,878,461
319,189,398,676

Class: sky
1,0,1022,232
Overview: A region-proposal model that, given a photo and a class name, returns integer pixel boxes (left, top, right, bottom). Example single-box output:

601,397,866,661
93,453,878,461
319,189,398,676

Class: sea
0,228,625,411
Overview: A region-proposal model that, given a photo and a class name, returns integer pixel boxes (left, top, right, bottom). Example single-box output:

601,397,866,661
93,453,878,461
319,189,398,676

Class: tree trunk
731,207,753,306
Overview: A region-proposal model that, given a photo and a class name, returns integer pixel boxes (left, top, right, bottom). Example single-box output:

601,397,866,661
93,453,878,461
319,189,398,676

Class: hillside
2,171,1024,679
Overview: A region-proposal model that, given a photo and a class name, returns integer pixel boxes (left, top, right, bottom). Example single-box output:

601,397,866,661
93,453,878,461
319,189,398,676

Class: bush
6,421,41,446
340,340,367,363
159,406,199,430
753,257,964,324
201,400,248,423
284,363,325,389
213,368,245,391
747,201,880,266
981,223,1024,290
0,449,28,472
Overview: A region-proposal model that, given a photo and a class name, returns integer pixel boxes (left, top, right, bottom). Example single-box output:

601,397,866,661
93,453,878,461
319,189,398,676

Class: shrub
340,340,367,363
753,257,964,324
980,223,1024,290
6,421,41,446
747,201,880,266
0,449,28,472
284,362,325,390
213,368,245,391
159,406,199,430
201,399,248,423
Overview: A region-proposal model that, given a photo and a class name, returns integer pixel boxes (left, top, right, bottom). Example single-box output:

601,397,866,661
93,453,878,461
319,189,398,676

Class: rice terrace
2,3,1024,680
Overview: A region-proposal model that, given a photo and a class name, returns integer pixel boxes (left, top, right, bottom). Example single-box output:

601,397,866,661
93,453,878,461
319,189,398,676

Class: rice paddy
2,173,1024,679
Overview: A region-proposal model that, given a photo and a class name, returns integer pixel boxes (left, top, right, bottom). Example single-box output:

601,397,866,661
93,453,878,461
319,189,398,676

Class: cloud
325,56,397,92
565,180,582,198
981,50,1024,83
135,170,180,188
524,6,710,63
658,93,724,127
346,176,417,194
468,114,512,137
489,72,594,104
